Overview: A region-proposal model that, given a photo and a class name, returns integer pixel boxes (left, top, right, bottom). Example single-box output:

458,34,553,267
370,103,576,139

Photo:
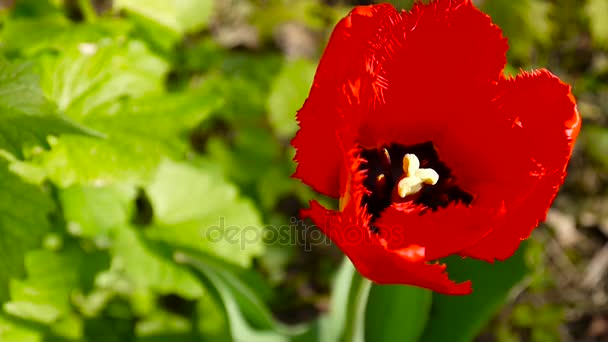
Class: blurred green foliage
0,0,604,341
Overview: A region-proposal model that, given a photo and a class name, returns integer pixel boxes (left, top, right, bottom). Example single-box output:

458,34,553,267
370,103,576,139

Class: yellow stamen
398,154,439,198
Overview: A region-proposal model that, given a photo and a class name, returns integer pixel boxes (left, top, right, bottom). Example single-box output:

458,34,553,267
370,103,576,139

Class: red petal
373,190,504,261
358,0,507,145
461,70,581,261
292,4,401,198
353,0,511,208
302,200,471,295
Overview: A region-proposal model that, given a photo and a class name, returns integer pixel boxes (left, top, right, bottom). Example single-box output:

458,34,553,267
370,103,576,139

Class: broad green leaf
586,0,608,48
134,309,192,338
421,245,529,342
0,60,97,157
126,11,182,54
2,16,132,57
83,91,221,141
38,91,220,187
38,39,169,118
145,160,265,267
207,53,283,122
364,285,432,342
0,313,43,342
267,59,315,138
59,184,136,238
112,225,204,299
114,0,214,35
40,135,161,188
206,126,281,188
4,247,108,326
8,0,63,18
0,159,54,302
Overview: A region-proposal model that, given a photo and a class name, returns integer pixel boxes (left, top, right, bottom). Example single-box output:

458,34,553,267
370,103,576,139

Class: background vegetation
0,0,606,341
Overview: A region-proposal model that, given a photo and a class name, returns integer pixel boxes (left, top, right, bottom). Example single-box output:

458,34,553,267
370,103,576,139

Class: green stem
342,271,372,342
77,0,97,22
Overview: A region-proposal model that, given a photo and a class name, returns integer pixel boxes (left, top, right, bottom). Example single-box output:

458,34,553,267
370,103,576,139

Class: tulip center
359,142,473,219
397,153,439,198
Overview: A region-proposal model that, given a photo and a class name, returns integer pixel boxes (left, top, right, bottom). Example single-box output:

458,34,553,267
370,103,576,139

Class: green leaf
0,60,98,157
114,0,214,35
2,16,132,57
365,285,432,342
0,159,54,302
586,0,608,48
4,247,109,326
38,90,220,187
337,265,370,342
196,289,231,342
134,309,192,338
205,125,281,188
59,184,136,238
145,160,265,267
83,91,221,143
112,225,205,299
267,59,316,138
39,134,161,188
9,0,63,18
0,313,43,342
315,258,369,342
180,253,302,342
38,39,169,118
421,245,529,342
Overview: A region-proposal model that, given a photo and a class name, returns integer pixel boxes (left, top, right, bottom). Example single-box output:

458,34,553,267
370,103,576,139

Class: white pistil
397,154,439,198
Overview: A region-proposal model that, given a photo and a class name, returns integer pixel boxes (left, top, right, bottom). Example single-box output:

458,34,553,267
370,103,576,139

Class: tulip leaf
180,252,299,342
364,285,432,342
313,258,369,342
421,245,529,342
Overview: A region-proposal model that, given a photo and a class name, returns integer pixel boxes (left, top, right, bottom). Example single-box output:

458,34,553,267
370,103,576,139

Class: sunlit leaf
0,60,98,157
145,160,265,267
38,39,168,118
114,0,214,35
267,59,316,138
0,160,54,302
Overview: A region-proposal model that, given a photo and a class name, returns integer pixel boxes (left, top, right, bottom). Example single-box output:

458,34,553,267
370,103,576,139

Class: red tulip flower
292,0,581,295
